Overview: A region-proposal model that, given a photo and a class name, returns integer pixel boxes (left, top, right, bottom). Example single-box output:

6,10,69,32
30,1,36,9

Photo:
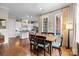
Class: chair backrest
41,32,47,34
55,34,63,47
60,36,63,47
36,35,46,44
47,32,54,35
29,34,36,42
56,32,61,35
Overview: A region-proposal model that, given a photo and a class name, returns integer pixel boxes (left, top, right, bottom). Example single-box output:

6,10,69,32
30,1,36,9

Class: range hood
0,19,5,21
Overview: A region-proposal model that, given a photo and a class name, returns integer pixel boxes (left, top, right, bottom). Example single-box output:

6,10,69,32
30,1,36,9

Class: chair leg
59,48,62,56
44,49,45,56
30,44,32,51
50,45,51,56
48,46,50,53
30,44,32,55
36,46,39,56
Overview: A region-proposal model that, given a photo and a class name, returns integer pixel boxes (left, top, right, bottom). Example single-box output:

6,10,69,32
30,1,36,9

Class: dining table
36,33,56,56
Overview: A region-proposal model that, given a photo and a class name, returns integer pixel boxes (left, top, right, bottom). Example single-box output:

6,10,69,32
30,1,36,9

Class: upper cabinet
0,7,9,29
0,7,8,20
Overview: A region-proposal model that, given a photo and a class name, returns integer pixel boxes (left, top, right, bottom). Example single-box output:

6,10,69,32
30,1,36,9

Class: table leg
50,42,52,56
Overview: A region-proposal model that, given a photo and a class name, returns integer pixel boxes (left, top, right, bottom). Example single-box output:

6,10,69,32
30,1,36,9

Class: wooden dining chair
29,34,37,54
41,32,47,34
36,35,50,56
47,32,54,35
52,34,63,56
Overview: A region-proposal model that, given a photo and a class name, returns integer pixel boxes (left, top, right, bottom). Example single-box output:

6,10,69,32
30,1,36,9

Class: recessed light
27,15,29,17
31,16,32,18
40,8,42,10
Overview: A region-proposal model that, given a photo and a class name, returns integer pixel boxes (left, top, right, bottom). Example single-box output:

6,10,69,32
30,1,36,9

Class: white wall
72,3,77,55
76,4,79,43
7,16,16,38
0,7,16,43
68,4,74,48
75,3,79,55
0,7,8,19
0,17,16,44
2,16,16,43
0,7,9,43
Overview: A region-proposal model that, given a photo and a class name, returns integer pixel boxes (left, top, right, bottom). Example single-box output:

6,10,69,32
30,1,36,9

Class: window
55,13,62,35
42,17,48,32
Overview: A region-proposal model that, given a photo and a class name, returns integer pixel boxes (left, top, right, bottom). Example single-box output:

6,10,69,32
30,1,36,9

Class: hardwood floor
0,38,73,56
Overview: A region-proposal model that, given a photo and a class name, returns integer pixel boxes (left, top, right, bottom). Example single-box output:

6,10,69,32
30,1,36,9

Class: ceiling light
40,8,42,10
27,15,29,17
31,16,32,18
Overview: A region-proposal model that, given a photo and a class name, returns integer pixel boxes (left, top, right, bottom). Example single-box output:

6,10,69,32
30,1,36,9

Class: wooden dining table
36,33,56,56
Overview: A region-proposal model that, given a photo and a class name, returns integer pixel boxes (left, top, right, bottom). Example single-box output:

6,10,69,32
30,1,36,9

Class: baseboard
66,46,72,49
73,54,77,56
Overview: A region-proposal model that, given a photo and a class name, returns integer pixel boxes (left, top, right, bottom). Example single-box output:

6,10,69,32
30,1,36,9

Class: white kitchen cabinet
0,7,8,20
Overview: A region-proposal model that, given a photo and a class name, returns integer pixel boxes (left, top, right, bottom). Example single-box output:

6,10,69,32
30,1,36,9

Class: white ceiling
0,3,71,18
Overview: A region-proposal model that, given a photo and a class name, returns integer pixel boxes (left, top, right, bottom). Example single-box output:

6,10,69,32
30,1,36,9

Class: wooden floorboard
0,38,73,56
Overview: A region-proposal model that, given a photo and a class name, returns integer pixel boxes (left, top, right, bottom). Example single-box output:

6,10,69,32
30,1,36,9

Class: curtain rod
39,5,70,16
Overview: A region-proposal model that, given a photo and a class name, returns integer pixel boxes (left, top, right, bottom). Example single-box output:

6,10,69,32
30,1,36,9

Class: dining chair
29,34,37,54
36,35,50,56
52,34,63,56
47,32,54,35
41,32,47,34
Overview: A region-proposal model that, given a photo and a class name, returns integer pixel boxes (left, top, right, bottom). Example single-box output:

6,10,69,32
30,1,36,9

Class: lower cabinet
0,35,4,43
77,43,79,55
